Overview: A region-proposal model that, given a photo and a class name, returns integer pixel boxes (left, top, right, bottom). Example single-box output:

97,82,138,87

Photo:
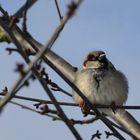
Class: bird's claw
79,101,90,117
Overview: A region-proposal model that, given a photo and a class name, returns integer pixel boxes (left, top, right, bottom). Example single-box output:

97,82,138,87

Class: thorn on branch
34,102,43,109
110,102,117,113
30,74,36,81
105,131,114,139
35,59,42,71
2,86,8,95
14,63,25,76
91,130,102,140
39,67,58,88
24,80,29,87
73,67,78,72
70,117,98,125
6,47,36,56
37,66,72,97
49,81,58,89
6,47,19,55
40,67,49,80
24,48,36,57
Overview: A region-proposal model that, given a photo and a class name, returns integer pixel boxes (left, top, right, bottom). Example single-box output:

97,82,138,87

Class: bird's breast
72,69,128,106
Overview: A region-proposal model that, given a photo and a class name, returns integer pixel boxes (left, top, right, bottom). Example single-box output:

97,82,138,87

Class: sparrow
72,51,128,114
72,51,140,139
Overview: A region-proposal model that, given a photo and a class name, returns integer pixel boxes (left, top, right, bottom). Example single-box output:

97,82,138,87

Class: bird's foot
110,101,117,113
79,101,90,117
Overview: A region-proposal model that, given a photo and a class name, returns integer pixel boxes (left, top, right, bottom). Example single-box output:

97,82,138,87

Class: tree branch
54,0,62,20
9,100,61,121
13,0,38,19
0,0,140,139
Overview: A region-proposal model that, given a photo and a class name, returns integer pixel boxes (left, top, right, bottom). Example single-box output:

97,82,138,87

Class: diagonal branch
13,0,38,19
35,71,83,140
0,16,130,140
0,1,84,139
0,1,140,139
0,23,83,139
0,6,126,140
54,0,62,20
0,0,82,110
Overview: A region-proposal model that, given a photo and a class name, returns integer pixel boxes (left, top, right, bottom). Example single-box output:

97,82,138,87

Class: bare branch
22,0,28,33
13,0,38,19
0,1,84,139
9,100,61,121
0,19,125,139
91,130,102,140
54,0,62,20
0,91,78,107
70,117,99,125
0,1,140,139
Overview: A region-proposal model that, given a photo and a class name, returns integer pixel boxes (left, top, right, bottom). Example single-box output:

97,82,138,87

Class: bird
72,51,140,139
72,50,128,113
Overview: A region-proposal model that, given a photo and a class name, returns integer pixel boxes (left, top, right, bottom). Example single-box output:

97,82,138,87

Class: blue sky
0,0,140,140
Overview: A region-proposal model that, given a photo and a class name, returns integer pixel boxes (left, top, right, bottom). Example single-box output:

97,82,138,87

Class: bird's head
83,51,109,70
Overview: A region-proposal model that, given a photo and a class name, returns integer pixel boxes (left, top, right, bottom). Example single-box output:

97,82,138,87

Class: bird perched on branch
72,51,140,139
73,51,128,113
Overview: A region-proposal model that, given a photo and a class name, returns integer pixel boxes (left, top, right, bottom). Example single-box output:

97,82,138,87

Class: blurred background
0,0,140,139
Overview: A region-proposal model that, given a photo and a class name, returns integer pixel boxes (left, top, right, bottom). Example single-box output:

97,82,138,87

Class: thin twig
6,48,18,54
36,73,83,140
70,117,99,125
9,100,61,121
51,84,72,97
1,93,139,110
105,131,114,139
0,1,84,139
0,0,129,139
91,130,102,140
0,5,9,17
22,0,28,33
38,50,126,140
0,0,83,110
90,104,140,110
45,0,83,49
0,93,76,106
0,18,32,110
54,0,62,20
13,0,37,19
